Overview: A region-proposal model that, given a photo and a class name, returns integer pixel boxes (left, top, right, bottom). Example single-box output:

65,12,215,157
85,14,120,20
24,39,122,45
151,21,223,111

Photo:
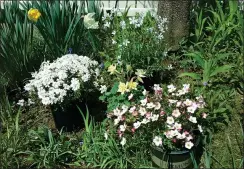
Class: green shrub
101,10,168,76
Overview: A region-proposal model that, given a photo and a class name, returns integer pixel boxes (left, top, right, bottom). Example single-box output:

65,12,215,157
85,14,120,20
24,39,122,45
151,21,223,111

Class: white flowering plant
83,13,99,29
101,9,168,75
24,54,99,106
105,83,208,151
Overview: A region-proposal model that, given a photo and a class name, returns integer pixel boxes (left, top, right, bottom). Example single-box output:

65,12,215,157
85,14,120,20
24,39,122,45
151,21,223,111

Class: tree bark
157,0,192,51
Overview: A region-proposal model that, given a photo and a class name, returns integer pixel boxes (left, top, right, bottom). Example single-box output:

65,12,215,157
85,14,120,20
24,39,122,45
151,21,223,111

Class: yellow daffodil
28,8,41,22
108,64,116,74
118,82,128,94
127,80,138,90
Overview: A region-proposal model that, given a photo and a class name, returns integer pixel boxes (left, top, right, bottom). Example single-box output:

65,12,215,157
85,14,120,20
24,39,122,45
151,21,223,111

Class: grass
210,98,243,168
197,91,243,169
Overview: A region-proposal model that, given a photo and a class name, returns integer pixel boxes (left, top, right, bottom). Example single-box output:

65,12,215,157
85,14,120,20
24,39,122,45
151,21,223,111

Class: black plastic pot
151,138,202,169
51,93,107,132
141,70,176,91
51,103,84,132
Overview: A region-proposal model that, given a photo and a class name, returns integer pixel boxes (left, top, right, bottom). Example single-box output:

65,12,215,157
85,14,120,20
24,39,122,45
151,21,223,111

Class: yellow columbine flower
127,80,138,90
118,82,128,94
135,69,146,83
135,69,146,78
28,8,41,22
108,64,116,74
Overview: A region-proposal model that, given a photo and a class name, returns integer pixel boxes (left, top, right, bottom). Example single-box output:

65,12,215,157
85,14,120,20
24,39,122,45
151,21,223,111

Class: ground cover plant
0,0,243,169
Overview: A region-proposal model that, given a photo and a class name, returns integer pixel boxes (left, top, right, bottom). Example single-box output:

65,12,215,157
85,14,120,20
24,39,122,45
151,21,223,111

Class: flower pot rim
151,134,201,155
152,145,190,155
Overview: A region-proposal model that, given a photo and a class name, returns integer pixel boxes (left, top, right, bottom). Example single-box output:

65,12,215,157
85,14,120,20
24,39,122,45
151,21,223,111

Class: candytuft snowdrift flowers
24,54,99,105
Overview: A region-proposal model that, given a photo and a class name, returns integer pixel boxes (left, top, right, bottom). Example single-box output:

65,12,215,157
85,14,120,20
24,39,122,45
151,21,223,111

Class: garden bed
0,0,243,169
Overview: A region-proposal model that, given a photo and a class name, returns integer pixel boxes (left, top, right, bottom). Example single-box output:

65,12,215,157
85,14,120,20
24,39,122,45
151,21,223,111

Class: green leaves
194,9,207,42
185,52,205,68
179,50,233,85
228,1,238,18
23,126,76,168
191,0,243,57
27,0,84,56
178,72,201,80
110,82,119,94
210,65,233,77
0,2,34,87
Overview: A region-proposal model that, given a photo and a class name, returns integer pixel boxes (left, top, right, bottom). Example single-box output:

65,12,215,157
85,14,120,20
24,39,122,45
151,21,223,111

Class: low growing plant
178,51,233,87
22,126,77,168
0,99,28,169
73,107,152,168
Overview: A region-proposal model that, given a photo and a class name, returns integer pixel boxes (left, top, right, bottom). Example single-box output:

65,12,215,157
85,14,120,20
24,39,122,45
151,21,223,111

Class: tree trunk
157,0,192,51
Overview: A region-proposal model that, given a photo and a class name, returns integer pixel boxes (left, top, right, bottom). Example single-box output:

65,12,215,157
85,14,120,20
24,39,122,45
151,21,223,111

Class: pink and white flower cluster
107,83,208,150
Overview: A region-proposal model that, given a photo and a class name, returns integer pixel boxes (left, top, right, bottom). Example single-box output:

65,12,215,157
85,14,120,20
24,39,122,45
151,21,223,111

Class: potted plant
151,129,202,169
103,82,207,168
24,54,100,131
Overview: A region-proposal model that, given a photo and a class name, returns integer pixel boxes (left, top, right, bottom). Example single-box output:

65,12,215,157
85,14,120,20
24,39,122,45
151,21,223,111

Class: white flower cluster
150,13,168,40
24,54,99,105
103,9,167,34
155,15,168,33
17,98,34,107
103,11,168,61
160,84,206,149
128,14,145,28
